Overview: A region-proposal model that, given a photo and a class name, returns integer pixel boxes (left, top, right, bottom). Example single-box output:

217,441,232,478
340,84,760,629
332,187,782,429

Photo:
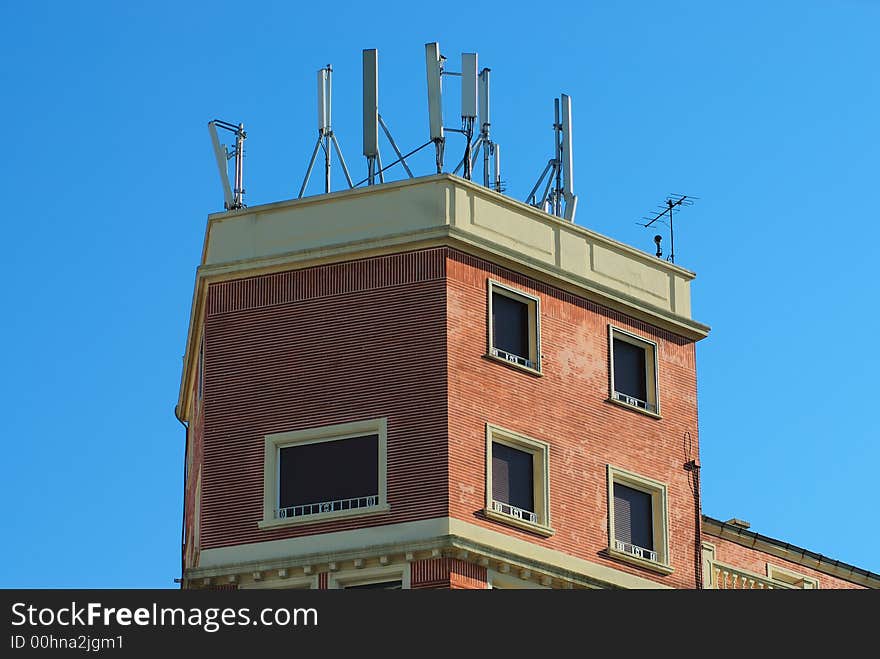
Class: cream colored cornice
189,517,671,590
177,174,710,421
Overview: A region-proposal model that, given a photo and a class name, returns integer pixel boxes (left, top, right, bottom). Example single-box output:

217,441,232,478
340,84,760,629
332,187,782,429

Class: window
487,281,541,373
606,465,671,573
259,418,389,529
329,565,410,589
608,326,659,415
767,563,819,589
484,424,553,536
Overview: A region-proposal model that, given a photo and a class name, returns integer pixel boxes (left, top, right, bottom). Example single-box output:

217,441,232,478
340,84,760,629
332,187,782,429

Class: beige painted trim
488,568,549,589
328,564,410,590
608,325,660,416
445,518,670,589
606,464,671,571
701,541,716,589
239,575,318,590
194,516,671,589
486,279,542,373
177,175,711,418
485,423,553,535
766,562,819,589
259,418,389,529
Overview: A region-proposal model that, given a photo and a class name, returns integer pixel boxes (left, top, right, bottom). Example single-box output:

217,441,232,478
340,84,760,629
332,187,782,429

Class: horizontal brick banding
411,558,487,589
446,249,700,588
198,250,449,550
207,248,446,316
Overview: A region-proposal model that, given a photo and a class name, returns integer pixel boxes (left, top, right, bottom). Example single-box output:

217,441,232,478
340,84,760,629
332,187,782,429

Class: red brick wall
189,245,704,589
197,249,449,551
411,558,487,589
707,535,865,589
446,250,701,589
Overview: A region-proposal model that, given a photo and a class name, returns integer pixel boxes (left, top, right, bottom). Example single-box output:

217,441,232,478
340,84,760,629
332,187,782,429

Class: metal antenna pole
526,160,554,206
668,198,675,264
299,138,322,199
330,133,354,188
462,117,475,180
233,123,245,208
553,98,563,217
378,115,414,178
493,143,501,193
483,137,490,187
376,151,385,184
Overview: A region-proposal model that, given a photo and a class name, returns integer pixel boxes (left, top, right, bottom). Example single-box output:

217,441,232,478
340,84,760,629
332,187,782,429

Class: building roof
177,174,710,421
702,514,880,588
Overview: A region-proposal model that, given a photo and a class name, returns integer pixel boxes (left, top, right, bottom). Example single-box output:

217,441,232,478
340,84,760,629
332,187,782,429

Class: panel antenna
207,119,246,210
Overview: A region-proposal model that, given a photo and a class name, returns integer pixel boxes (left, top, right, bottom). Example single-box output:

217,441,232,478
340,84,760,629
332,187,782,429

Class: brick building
175,174,878,589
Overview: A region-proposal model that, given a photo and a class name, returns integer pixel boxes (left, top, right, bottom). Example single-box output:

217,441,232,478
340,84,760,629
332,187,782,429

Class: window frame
487,280,542,375
606,464,672,574
766,563,819,589
484,424,554,537
608,325,660,417
259,418,390,529
329,564,410,589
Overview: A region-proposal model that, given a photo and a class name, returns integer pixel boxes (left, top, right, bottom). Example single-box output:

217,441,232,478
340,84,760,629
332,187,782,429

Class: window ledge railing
614,539,657,563
709,561,795,589
491,347,537,371
277,495,378,519
612,391,657,414
492,500,538,524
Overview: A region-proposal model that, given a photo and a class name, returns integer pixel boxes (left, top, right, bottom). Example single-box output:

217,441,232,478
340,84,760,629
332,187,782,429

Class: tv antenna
638,194,698,264
298,65,354,198
526,94,577,221
207,119,246,210
453,66,503,191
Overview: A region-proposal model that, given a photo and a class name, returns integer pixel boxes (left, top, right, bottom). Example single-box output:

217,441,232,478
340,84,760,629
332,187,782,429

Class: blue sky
2,1,877,587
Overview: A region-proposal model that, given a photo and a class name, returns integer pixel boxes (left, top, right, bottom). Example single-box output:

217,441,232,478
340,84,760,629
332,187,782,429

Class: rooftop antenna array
207,120,246,210
453,65,502,191
526,94,577,221
205,42,586,228
298,65,354,198
638,194,698,264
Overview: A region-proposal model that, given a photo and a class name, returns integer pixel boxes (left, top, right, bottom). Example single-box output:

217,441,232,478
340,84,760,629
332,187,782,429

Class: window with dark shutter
613,338,647,402
613,482,653,551
492,292,529,361
492,442,534,513
279,435,378,516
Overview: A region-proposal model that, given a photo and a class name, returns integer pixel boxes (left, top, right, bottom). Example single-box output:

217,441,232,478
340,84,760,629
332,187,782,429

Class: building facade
176,174,877,590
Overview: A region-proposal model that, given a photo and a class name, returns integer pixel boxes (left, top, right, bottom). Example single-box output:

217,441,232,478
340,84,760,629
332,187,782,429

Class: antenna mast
425,43,445,173
526,94,577,221
207,119,246,210
639,194,698,264
363,48,415,186
453,66,502,191
298,65,354,198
